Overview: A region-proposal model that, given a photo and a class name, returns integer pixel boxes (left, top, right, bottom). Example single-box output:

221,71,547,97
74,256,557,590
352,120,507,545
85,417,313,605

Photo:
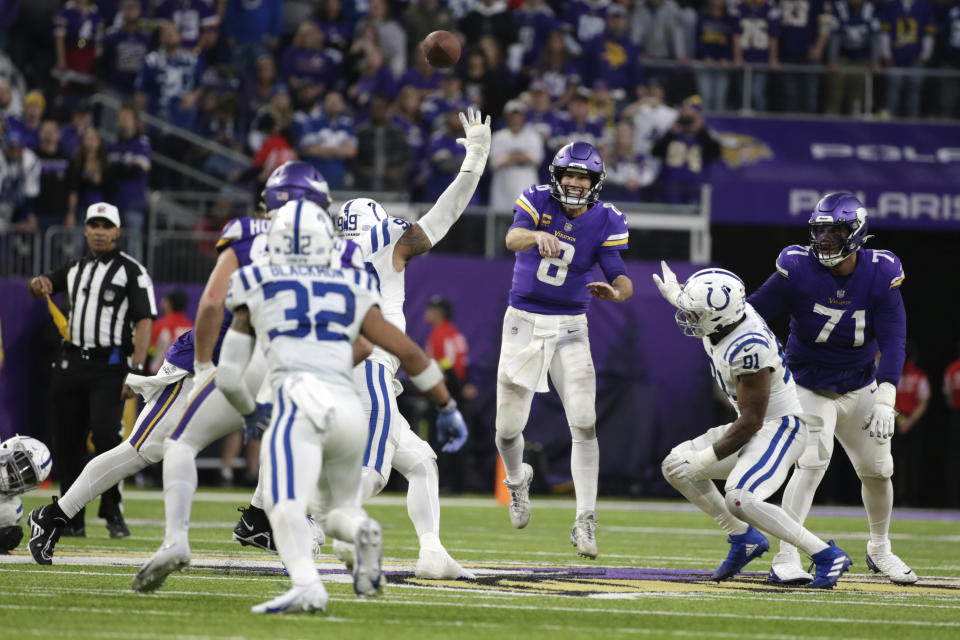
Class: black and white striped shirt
48,249,158,351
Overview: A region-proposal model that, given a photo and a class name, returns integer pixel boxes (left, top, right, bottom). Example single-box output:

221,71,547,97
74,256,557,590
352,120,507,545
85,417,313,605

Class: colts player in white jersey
27,162,331,566
215,200,466,613
654,264,852,588
324,106,490,579
1,436,51,554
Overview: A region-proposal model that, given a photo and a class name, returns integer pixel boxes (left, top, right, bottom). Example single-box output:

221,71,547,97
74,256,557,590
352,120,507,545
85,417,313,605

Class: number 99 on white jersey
226,263,381,388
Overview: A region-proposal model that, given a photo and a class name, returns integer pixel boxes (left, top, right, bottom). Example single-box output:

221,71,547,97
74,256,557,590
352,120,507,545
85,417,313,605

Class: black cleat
105,514,131,539
28,501,68,565
232,505,276,552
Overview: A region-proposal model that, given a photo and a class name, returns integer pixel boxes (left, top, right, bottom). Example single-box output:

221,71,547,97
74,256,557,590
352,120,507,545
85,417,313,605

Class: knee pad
796,428,833,471
495,405,525,441
361,467,387,501
0,525,23,553
570,424,596,442
724,489,751,521
855,453,894,480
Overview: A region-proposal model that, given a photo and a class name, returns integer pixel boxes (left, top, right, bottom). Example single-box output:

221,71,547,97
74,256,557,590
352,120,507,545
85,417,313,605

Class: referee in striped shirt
28,202,157,537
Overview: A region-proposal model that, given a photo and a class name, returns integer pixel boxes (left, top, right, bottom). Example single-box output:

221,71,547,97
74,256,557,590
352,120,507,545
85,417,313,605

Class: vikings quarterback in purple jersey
747,191,916,585
496,141,633,559
26,162,342,567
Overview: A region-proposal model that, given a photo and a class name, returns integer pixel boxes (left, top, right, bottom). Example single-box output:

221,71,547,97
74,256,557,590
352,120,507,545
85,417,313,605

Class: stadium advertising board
708,116,960,229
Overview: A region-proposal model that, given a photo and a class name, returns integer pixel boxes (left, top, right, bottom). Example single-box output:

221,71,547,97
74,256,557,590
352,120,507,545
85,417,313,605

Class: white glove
662,447,718,482
863,381,898,440
652,260,683,308
193,359,216,392
457,106,491,172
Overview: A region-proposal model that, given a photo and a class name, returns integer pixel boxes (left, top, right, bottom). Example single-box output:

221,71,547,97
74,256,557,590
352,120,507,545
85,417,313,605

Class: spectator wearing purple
68,127,108,216
221,0,283,71
315,0,354,59
240,54,287,133
97,0,149,30
353,94,409,192
355,0,407,78
422,71,469,129
533,29,583,108
603,121,654,203
135,21,204,131
460,0,519,47
296,90,357,190
879,0,936,117
404,0,457,60
106,105,150,239
98,0,151,95
513,0,561,71
585,5,644,104
695,0,739,111
390,85,429,195
348,43,397,118
282,22,341,110
731,0,782,112
825,0,879,115
777,0,832,113
153,0,220,55
651,96,721,204
423,109,470,202
548,89,605,155
54,0,103,104
31,119,77,233
7,90,45,150
563,0,610,53
59,102,93,158
399,49,443,97
523,81,566,181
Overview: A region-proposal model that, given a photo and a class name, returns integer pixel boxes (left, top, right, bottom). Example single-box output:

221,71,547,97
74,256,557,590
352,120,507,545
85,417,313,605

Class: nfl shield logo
837,289,845,298
510,326,519,335
564,222,573,232
104,289,115,303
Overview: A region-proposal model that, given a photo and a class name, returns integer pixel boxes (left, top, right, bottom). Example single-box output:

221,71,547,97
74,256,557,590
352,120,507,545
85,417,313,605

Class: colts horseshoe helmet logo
706,285,730,311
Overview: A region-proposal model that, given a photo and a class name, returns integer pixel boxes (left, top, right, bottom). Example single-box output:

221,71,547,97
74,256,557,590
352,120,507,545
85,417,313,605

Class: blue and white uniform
667,304,810,499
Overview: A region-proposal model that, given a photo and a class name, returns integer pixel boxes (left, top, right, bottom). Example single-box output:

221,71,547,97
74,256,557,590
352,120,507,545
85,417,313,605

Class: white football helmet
0,435,51,495
674,268,747,338
268,199,337,267
335,197,388,240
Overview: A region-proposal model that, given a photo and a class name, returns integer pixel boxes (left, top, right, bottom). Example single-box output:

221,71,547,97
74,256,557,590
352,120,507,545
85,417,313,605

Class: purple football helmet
261,161,330,217
549,142,606,208
808,192,870,267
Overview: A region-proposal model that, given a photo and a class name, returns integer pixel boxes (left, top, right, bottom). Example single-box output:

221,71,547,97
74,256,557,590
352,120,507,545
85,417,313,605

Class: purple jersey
563,0,609,45
778,0,829,57
732,0,782,63
514,3,561,67
508,185,629,315
747,245,907,394
398,67,441,93
101,27,152,93
281,46,340,88
586,35,644,93
696,10,738,60
832,0,878,61
154,0,218,50
879,0,936,65
106,134,151,211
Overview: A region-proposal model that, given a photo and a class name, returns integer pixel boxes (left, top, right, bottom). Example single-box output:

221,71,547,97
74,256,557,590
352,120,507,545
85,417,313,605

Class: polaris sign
706,116,960,230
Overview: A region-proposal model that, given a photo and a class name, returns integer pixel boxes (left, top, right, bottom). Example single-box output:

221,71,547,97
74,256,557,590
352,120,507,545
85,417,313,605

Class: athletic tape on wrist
411,360,443,392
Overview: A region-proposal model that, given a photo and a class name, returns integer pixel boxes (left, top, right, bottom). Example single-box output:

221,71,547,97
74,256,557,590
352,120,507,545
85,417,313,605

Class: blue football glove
243,403,272,445
436,399,468,453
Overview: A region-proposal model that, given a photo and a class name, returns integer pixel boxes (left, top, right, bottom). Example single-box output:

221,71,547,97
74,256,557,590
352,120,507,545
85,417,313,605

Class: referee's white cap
86,202,121,228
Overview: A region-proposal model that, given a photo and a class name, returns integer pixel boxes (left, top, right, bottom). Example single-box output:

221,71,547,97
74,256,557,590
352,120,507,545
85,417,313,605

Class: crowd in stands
2,0,960,235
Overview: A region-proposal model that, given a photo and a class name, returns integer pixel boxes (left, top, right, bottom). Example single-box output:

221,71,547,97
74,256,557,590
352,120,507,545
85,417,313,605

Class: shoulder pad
863,249,905,289
515,185,550,225
723,331,774,373
774,245,811,279
225,264,264,312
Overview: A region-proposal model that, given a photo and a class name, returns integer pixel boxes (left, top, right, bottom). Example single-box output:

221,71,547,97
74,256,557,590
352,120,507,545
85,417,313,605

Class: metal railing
643,59,960,119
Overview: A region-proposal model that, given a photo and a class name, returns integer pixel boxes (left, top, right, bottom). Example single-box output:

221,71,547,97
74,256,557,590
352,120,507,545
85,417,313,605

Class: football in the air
423,30,461,69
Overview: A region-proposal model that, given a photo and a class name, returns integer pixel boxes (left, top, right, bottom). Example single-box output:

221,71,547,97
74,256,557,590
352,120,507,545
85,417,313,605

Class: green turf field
3,489,959,639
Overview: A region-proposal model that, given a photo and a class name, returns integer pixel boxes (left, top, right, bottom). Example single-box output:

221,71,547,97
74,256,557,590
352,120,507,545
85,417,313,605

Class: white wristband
460,149,488,174
875,381,897,408
695,446,719,468
410,360,443,392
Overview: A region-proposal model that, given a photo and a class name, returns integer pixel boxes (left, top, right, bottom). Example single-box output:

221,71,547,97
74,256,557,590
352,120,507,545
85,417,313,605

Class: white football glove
457,106,491,172
652,260,683,308
662,447,718,482
863,381,898,440
192,359,216,393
